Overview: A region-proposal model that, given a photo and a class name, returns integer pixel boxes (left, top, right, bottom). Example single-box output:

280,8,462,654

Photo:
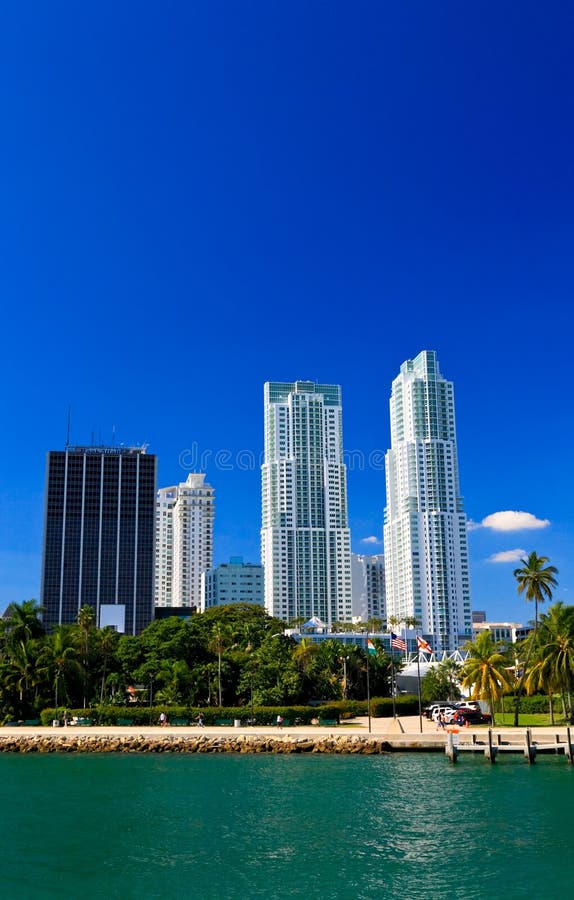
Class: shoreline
1,717,571,754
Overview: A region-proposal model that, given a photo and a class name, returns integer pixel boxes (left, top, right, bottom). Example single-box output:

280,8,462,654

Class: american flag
390,632,406,651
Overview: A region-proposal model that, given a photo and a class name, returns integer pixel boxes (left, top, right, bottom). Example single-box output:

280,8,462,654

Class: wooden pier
446,726,574,764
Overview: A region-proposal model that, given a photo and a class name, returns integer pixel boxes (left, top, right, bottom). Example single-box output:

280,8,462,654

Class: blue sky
1,1,572,624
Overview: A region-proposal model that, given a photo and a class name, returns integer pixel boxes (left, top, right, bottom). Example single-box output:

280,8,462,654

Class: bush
40,708,100,726
41,704,336,727
39,698,420,726
370,695,419,717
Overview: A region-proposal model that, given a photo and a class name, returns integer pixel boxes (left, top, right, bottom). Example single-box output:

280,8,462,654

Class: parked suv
425,702,459,720
431,706,458,722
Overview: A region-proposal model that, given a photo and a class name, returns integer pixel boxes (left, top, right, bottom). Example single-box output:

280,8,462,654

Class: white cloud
361,536,381,544
488,548,527,564
466,519,481,532
477,510,550,532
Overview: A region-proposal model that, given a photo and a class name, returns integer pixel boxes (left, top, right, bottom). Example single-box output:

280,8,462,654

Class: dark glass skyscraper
41,446,156,634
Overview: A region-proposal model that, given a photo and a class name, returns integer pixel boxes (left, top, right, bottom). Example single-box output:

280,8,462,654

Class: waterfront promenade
1,716,572,754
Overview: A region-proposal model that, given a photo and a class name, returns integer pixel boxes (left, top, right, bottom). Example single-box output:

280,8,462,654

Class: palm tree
529,603,574,723
97,626,120,704
38,627,83,709
512,552,558,724
4,600,45,648
460,631,512,725
3,639,42,714
76,605,95,707
293,638,320,673
155,659,193,704
207,623,233,706
513,552,558,635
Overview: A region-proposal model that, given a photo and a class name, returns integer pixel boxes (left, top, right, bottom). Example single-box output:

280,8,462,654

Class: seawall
0,731,446,754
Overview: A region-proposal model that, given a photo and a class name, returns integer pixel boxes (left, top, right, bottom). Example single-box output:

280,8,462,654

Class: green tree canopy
514,552,558,634
461,631,513,724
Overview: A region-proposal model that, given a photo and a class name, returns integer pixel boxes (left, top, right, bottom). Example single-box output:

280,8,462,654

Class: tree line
0,602,396,722
2,551,571,725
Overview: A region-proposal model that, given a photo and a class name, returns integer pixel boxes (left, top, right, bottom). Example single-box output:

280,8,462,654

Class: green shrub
40,708,100,726
40,698,420,726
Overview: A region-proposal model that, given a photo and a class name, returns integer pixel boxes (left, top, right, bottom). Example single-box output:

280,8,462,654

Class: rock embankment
0,733,401,754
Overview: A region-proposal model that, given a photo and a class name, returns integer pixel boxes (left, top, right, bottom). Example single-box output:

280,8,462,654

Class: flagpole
366,630,372,734
416,639,423,734
391,652,396,718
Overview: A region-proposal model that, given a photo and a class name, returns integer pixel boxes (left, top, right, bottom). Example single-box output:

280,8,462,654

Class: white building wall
155,473,214,608
383,351,472,652
261,381,352,625
351,553,386,622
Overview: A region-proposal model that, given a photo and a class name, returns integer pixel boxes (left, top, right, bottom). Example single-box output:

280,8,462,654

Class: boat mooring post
524,728,536,764
485,728,498,763
445,730,457,764
566,727,573,764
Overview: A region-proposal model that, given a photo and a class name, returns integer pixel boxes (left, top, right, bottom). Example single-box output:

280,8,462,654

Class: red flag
417,635,433,653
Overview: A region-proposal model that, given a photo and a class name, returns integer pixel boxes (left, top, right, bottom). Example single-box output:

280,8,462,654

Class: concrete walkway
1,715,571,744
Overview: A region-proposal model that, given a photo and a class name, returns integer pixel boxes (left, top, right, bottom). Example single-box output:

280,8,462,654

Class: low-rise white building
472,620,532,644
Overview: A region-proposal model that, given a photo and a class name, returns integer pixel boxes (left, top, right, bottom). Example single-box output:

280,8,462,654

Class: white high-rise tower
155,473,214,609
261,381,352,625
383,351,472,651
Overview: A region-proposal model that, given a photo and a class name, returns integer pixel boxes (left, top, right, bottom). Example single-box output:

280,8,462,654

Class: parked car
431,706,458,722
455,701,481,713
425,702,459,720
445,707,492,725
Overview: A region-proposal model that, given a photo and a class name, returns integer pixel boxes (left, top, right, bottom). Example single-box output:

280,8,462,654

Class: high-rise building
155,473,214,609
41,445,156,634
201,556,264,611
351,553,386,623
383,351,472,651
261,381,352,625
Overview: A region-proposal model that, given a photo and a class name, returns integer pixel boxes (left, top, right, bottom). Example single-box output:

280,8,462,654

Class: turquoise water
1,753,573,898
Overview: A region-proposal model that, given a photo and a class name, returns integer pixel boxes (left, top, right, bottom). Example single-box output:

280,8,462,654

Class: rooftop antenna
66,404,71,447
111,425,116,446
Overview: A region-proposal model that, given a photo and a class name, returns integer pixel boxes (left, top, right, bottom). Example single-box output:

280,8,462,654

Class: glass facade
41,446,156,634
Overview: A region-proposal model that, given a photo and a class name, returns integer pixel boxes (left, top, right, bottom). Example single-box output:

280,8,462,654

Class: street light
339,656,350,700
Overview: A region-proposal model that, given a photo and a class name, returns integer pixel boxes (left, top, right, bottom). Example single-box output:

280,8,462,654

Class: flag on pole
367,638,377,655
390,632,407,651
417,635,433,653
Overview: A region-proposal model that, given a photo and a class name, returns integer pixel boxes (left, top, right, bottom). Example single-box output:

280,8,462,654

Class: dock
445,726,574,764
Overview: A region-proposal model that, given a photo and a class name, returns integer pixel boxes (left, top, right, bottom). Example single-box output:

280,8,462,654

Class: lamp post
365,631,372,734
